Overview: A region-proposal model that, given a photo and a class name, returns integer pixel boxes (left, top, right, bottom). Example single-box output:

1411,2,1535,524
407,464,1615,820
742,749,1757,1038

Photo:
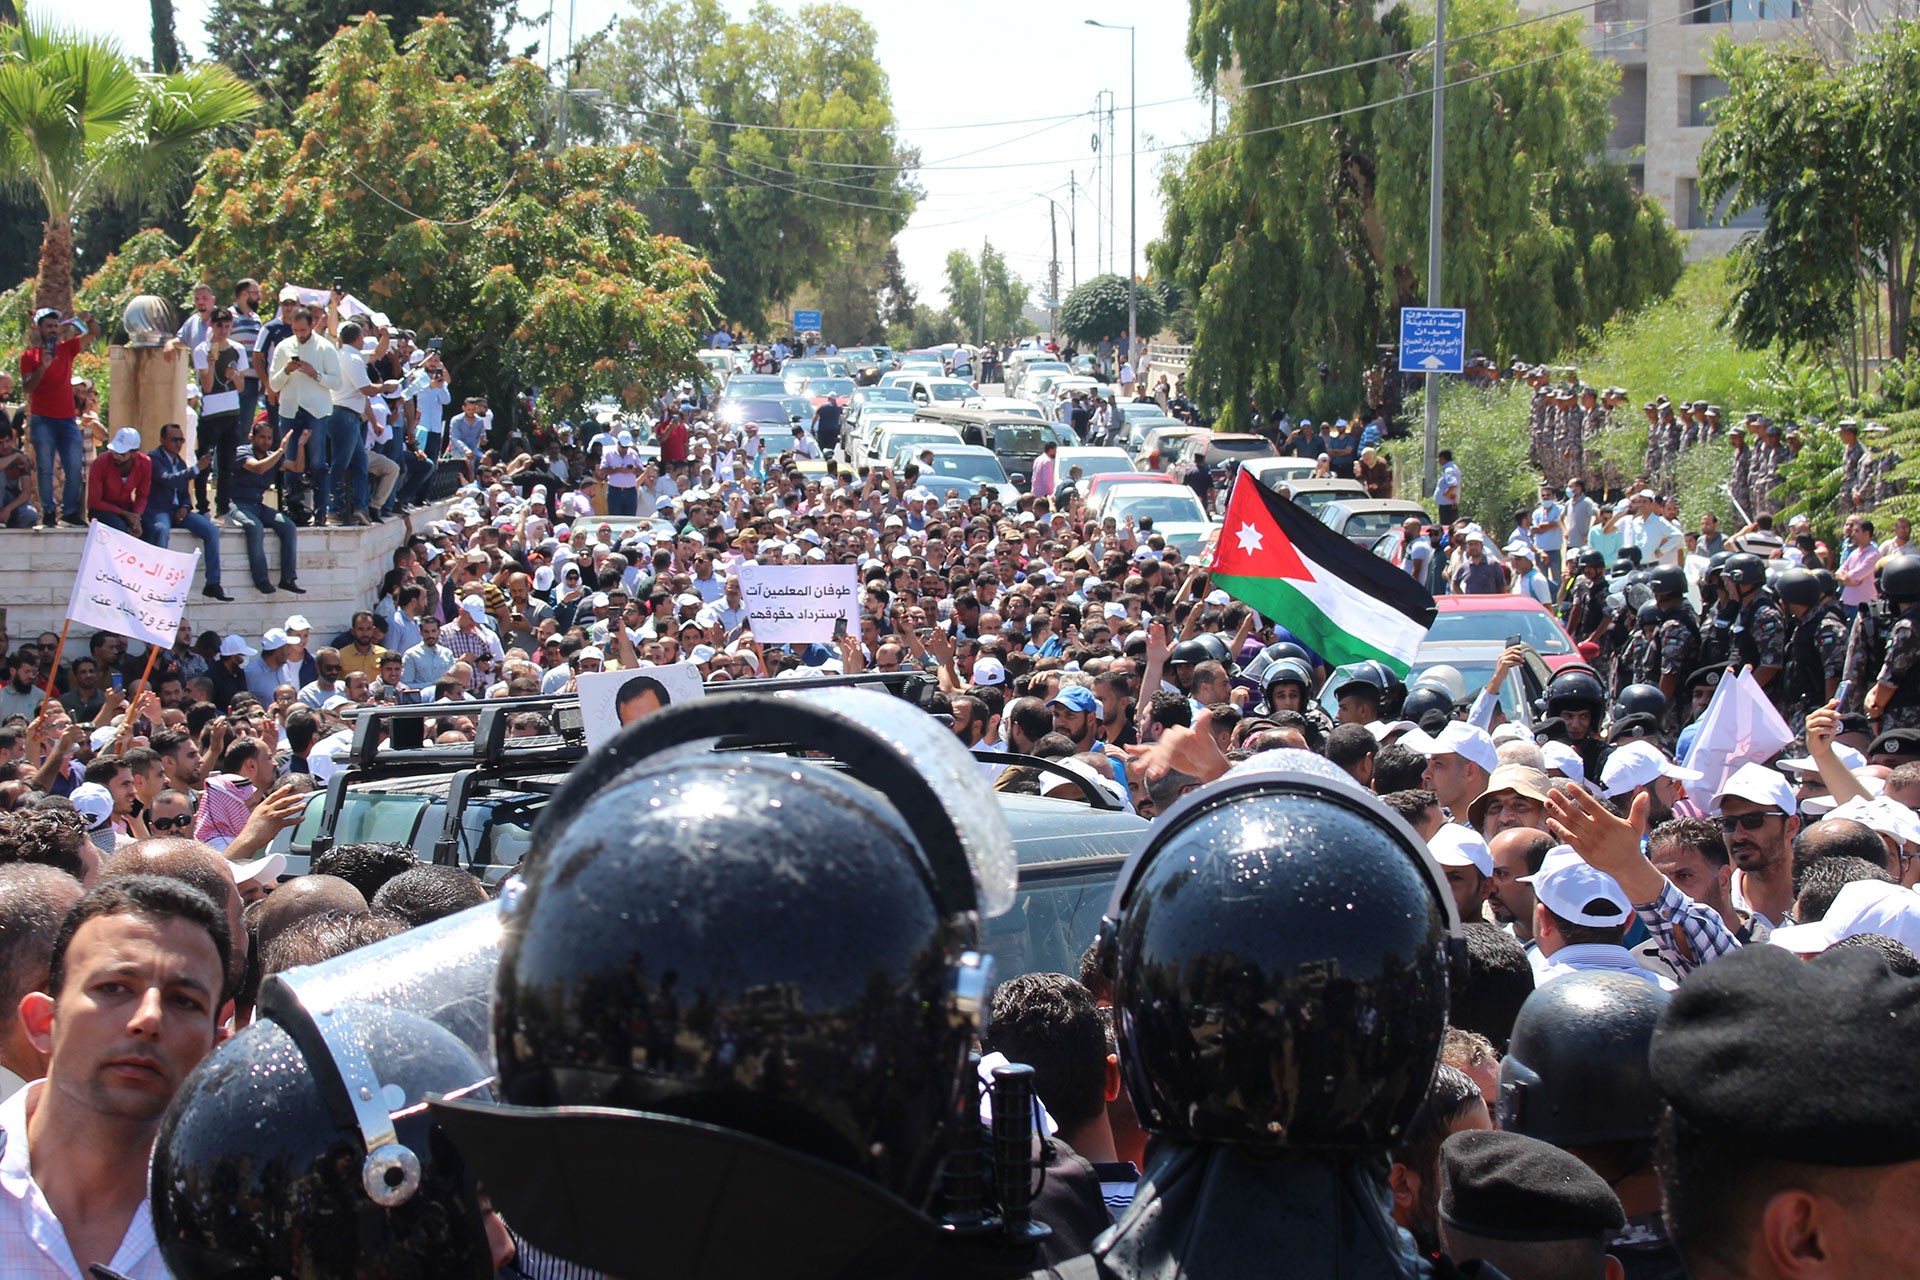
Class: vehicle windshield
924,451,1009,482
1289,487,1356,516
864,387,912,402
1317,661,1530,723
984,866,1119,979
724,398,792,425
807,378,856,399
1338,510,1419,542
1059,453,1136,478
1106,488,1208,524
992,426,1046,455
927,381,972,401
1430,607,1575,654
784,361,831,378
327,793,428,850
726,377,784,396
1208,438,1274,461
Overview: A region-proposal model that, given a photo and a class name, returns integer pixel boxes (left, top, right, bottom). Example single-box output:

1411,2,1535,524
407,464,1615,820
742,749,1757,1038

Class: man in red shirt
87,428,152,535
18,308,96,527
659,408,690,476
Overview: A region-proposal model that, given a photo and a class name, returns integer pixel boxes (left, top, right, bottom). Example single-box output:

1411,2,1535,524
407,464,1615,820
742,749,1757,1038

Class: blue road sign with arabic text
792,309,823,333
1398,307,1466,374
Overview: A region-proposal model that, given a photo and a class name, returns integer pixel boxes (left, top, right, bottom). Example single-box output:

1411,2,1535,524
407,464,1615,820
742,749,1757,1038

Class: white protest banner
66,520,199,648
737,563,860,644
576,664,706,752
1682,666,1794,803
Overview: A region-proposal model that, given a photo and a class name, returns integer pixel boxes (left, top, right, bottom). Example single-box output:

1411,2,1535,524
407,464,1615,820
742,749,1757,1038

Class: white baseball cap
971,656,1007,687
261,627,290,650
284,614,312,633
1425,722,1500,775
689,644,717,664
107,427,142,455
1520,846,1633,927
1538,739,1588,786
1778,743,1867,776
229,850,287,889
460,596,488,622
1710,762,1798,816
1770,879,1920,955
1600,740,1702,798
69,783,114,833
218,635,257,659
1428,823,1493,876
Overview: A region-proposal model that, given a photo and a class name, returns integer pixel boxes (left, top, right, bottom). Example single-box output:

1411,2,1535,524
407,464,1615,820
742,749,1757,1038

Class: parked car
1428,595,1584,671
914,444,1020,504
1278,477,1368,518
1314,641,1564,729
1318,498,1431,546
1090,482,1217,556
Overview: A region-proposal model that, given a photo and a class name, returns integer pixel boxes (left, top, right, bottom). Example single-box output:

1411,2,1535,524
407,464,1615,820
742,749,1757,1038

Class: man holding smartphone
267,306,340,525
18,308,95,527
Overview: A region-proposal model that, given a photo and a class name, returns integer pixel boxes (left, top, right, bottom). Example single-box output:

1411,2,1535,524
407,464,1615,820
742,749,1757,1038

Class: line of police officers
132,665,1920,1279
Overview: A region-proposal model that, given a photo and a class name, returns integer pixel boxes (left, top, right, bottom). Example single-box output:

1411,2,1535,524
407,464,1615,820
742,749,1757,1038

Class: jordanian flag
1208,471,1437,676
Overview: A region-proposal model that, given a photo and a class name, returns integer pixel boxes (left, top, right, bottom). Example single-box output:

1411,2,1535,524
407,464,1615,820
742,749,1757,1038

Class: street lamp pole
1087,19,1136,375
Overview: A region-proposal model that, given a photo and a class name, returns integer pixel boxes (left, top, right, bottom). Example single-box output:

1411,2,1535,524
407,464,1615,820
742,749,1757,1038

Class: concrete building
1526,0,1899,258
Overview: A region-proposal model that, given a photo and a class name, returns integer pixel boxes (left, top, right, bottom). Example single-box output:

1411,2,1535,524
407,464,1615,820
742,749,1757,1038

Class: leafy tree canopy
1059,273,1166,347
1698,22,1920,401
1155,0,1682,420
178,16,717,413
942,242,1027,344
576,0,916,332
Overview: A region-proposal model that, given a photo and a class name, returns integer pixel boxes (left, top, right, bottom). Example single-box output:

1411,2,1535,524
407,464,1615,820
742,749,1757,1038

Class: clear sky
66,0,1215,310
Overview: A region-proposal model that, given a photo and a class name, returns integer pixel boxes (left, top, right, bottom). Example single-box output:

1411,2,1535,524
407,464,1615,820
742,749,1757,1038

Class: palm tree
0,14,258,313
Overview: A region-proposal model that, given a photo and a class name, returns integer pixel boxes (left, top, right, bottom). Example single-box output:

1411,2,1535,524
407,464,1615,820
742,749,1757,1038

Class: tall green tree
1060,273,1166,347
204,0,507,125
942,242,1026,344
180,16,717,413
1156,0,1681,420
1698,24,1920,401
0,15,258,313
576,0,917,331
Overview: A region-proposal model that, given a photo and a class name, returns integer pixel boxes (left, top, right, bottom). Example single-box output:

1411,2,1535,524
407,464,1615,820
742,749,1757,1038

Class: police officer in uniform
1727,424,1753,518
1621,602,1661,702
428,689,1078,1280
1610,683,1669,749
1562,550,1611,653
1540,668,1610,779
1865,554,1920,731
1644,566,1699,739
1696,553,1737,670
1499,973,1681,1280
1776,567,1847,732
1079,752,1459,1280
1723,552,1788,710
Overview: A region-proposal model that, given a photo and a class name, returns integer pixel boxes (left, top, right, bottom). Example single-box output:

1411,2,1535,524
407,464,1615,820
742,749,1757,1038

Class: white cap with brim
1770,879,1920,955
229,851,287,888
69,783,114,833
971,657,1007,687
1824,794,1920,846
1423,721,1500,775
1428,823,1493,875
108,427,142,455
1538,739,1588,786
1711,761,1799,816
1600,740,1702,798
1520,846,1633,927
218,635,257,659
1778,744,1868,775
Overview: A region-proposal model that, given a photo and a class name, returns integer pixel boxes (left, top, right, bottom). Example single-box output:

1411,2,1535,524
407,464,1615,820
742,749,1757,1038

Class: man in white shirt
1621,489,1682,566
597,432,645,515
320,320,398,526
788,425,821,460
0,876,228,1278
1433,449,1463,524
267,306,340,521
1522,847,1676,991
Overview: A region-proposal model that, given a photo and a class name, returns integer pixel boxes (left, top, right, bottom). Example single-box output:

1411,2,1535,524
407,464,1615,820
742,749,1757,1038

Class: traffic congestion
1,318,1916,1280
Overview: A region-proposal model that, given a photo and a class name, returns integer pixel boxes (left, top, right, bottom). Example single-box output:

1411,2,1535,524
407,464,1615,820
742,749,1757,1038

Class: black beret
1438,1129,1624,1241
1869,728,1920,758
1650,945,1920,1166
1682,666,1724,693
1839,713,1874,738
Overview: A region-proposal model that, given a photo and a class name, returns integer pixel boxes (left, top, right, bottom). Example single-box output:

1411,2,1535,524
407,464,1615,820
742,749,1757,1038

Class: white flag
1682,667,1795,804
65,521,199,648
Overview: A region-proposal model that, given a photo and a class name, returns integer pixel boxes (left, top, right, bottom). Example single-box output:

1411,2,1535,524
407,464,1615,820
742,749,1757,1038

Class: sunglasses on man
1713,810,1788,833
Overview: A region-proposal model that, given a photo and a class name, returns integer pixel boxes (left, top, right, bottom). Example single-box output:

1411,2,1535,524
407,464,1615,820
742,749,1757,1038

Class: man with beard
0,650,44,721
147,730,203,800
1048,685,1104,753
1599,740,1700,827
1706,763,1800,927
1486,827,1554,960
0,876,228,1278
1468,765,1552,839
1388,1065,1493,1260
1418,722,1499,819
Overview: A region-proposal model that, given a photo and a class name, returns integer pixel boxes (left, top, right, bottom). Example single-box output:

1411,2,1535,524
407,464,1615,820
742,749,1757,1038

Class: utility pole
979,237,988,346
1087,21,1137,371
1068,173,1078,289
1422,0,1448,495
1048,200,1061,339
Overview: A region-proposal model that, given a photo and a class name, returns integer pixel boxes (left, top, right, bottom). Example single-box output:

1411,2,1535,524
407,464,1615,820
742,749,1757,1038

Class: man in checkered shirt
442,595,505,692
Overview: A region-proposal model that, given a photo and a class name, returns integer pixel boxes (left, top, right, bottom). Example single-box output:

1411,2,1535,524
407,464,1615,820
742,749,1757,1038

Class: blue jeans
279,408,324,514
229,500,298,586
29,415,82,520
607,485,638,516
392,447,434,510
94,512,133,534
319,408,368,517
145,509,223,587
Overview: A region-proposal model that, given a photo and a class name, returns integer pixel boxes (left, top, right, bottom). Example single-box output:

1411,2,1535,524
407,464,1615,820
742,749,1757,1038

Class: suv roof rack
311,670,939,861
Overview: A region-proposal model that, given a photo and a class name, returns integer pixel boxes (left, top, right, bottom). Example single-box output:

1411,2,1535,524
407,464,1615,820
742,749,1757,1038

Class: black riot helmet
1614,683,1668,725
1099,757,1457,1150
1647,565,1687,599
1400,683,1455,729
1636,601,1663,627
1121,629,1150,660
1775,568,1820,610
1702,551,1731,584
1194,630,1236,671
1618,546,1644,568
1167,637,1211,668
1812,567,1839,600
1722,552,1768,586
433,689,1022,1277
1498,972,1670,1147
1262,657,1315,699
1264,640,1314,668
1543,668,1606,720
1330,659,1406,719
1577,549,1607,572
153,945,500,1280
1884,554,1920,605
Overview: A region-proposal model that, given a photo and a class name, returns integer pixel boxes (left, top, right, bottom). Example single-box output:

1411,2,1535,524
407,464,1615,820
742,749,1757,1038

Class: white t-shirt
192,338,243,416
602,448,644,490
332,345,374,414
